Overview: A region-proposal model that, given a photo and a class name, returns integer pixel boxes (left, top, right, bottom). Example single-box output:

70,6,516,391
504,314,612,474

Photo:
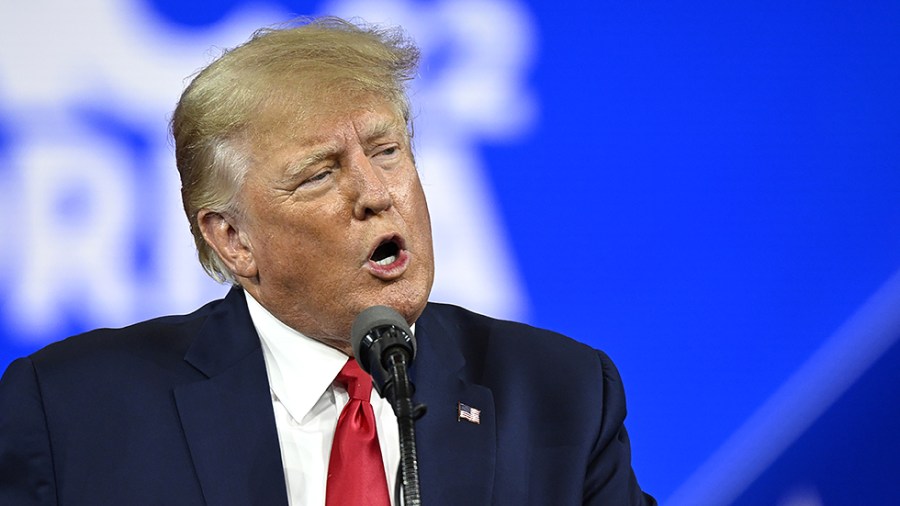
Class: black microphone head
351,305,415,377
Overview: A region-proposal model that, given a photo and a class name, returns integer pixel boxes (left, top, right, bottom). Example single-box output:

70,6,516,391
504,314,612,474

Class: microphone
350,305,416,400
351,305,425,506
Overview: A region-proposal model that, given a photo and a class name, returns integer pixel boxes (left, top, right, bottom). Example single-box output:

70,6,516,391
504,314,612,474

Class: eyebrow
279,145,340,182
277,115,407,181
360,116,406,148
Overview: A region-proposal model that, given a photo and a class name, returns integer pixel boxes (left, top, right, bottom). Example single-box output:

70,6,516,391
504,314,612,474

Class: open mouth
370,236,402,266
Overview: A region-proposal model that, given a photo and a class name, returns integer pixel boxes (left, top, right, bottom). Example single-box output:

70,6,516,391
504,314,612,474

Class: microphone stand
384,352,426,506
350,306,427,505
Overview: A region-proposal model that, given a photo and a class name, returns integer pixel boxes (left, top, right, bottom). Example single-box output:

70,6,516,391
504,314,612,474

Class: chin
374,283,430,324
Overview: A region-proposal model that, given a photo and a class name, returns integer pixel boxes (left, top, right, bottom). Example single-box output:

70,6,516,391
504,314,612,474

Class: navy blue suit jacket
0,288,654,505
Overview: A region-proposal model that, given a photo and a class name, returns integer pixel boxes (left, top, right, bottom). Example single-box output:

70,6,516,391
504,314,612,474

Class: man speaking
0,17,655,505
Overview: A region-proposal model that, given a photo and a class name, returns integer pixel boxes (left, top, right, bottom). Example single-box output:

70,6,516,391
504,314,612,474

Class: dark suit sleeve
584,351,656,506
0,358,58,505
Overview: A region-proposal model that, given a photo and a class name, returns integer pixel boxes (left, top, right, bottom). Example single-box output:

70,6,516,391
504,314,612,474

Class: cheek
404,182,433,255
411,189,432,233
399,173,429,213
250,220,316,271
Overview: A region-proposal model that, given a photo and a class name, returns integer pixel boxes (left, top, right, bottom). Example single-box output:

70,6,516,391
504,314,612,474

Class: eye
299,168,334,188
374,144,400,158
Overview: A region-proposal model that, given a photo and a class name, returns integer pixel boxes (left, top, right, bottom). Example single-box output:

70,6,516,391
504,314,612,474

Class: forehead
250,89,407,148
239,92,409,182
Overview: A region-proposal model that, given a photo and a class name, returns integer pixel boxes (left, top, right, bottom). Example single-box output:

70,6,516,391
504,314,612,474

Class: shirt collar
244,290,348,424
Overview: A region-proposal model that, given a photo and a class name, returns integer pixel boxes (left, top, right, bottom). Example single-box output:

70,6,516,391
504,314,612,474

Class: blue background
2,1,899,504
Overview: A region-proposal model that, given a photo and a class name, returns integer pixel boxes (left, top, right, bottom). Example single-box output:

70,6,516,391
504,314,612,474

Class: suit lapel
174,289,288,506
172,294,498,506
413,304,497,505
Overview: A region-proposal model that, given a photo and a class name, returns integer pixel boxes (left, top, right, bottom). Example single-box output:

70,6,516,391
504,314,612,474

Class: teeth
375,254,397,266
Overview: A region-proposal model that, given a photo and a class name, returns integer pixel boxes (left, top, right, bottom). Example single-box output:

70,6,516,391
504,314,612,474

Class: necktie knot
336,358,373,401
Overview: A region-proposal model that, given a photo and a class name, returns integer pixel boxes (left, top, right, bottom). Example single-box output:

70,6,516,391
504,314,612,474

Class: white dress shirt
245,292,400,506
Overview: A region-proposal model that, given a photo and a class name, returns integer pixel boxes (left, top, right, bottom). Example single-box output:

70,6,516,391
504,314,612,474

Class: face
216,97,434,350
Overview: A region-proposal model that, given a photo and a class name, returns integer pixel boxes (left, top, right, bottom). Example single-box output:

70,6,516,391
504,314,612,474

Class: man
0,17,655,505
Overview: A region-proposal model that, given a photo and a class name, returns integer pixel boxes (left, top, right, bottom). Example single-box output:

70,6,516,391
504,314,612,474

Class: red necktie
326,358,391,506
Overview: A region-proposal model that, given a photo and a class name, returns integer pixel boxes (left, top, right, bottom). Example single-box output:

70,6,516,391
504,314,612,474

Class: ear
197,209,258,280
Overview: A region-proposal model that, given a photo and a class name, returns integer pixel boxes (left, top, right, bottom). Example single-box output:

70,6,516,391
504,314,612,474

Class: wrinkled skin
199,97,435,355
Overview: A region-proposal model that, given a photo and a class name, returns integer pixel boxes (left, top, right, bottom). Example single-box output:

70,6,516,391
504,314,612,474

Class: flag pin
458,402,481,424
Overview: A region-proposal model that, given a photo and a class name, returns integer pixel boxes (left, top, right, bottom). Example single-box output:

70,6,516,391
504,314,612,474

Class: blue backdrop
2,1,899,504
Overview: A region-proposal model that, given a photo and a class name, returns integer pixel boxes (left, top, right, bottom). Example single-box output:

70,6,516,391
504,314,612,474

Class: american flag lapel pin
458,402,481,424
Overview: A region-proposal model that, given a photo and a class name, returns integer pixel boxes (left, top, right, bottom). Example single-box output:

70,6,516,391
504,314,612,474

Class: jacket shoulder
421,302,624,420
422,302,609,373
25,295,229,375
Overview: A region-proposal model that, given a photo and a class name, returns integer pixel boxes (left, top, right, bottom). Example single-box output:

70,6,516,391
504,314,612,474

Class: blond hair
171,17,420,283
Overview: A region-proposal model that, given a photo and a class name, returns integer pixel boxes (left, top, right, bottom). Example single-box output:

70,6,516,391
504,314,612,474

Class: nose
350,153,392,219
